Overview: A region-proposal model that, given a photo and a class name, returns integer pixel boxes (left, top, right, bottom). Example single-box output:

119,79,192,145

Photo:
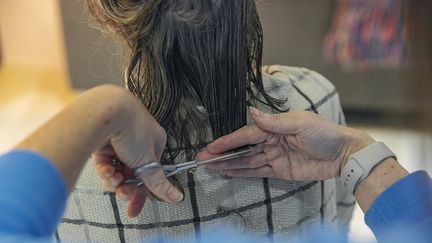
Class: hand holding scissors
96,143,254,218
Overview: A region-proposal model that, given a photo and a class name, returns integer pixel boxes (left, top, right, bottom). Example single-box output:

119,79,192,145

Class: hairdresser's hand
198,107,374,181
18,85,183,218
85,87,183,217
93,146,152,218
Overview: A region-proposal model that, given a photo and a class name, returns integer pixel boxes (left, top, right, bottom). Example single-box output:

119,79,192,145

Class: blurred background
0,0,430,241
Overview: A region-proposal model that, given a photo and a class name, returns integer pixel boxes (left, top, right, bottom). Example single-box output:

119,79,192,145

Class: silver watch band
341,142,396,195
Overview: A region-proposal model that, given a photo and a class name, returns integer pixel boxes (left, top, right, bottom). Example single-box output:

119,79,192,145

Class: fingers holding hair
250,107,312,134
207,124,268,155
207,152,269,170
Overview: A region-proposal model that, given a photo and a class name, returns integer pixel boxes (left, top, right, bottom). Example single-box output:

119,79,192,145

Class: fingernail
167,186,184,202
249,107,262,117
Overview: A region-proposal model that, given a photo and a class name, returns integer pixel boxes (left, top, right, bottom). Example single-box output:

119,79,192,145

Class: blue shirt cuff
0,149,67,237
365,171,432,239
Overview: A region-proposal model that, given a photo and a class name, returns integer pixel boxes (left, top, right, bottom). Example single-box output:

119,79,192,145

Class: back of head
86,0,284,161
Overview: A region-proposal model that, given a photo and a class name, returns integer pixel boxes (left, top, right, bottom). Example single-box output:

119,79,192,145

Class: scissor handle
123,162,180,185
123,178,145,185
134,161,162,176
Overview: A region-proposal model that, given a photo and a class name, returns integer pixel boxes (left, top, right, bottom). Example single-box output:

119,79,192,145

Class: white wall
0,0,67,69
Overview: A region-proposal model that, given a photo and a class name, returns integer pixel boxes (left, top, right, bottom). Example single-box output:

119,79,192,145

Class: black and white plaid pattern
57,66,355,242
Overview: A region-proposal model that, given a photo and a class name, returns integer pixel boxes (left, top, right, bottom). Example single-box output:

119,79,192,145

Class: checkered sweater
57,66,355,242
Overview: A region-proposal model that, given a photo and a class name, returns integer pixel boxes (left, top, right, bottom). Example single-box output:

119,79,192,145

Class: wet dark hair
86,0,285,163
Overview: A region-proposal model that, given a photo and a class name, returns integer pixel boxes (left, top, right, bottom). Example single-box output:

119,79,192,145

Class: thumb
249,107,302,134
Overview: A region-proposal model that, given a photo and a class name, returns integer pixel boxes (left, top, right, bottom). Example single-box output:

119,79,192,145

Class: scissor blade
122,145,255,184
196,145,254,166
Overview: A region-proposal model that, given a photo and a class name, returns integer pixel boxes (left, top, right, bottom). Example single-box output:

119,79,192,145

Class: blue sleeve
365,171,432,241
0,150,67,237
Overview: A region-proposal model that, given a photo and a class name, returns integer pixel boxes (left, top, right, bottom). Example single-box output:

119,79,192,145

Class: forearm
16,85,130,192
355,157,408,212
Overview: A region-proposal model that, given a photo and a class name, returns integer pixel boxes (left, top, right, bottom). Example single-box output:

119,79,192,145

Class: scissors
122,145,255,185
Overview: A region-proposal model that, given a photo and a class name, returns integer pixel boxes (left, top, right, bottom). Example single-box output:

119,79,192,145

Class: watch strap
341,142,396,195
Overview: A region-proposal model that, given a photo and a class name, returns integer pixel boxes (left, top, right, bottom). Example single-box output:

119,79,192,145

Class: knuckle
303,111,315,120
249,156,262,167
95,164,103,172
237,157,247,168
149,176,169,191
271,113,281,122
103,182,115,192
158,126,167,143
244,125,259,142
153,180,166,191
223,134,234,145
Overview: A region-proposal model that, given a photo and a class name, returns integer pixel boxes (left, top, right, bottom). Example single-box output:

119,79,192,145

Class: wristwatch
341,142,396,195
